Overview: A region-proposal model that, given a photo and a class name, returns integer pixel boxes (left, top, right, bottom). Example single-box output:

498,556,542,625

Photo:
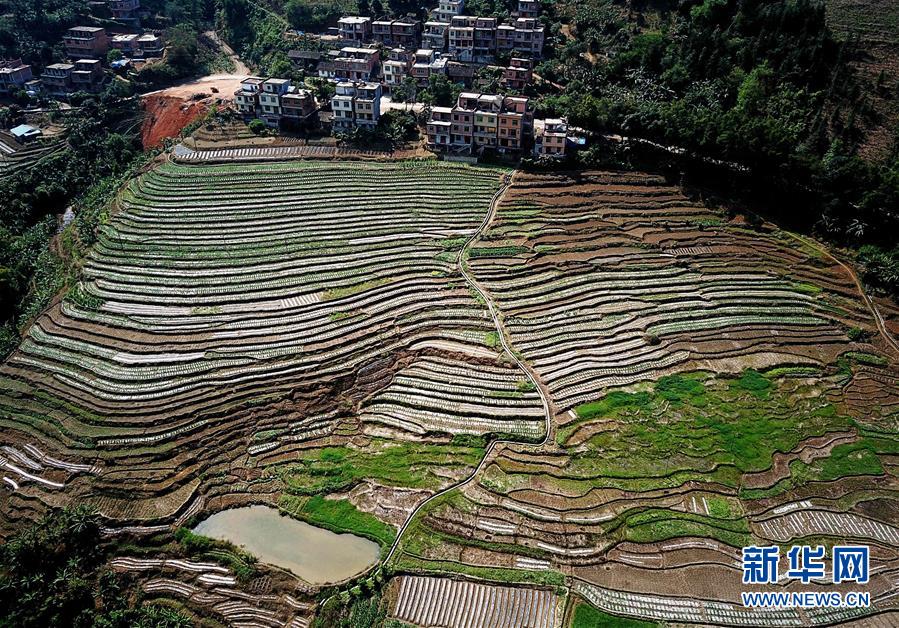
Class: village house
423,21,450,51
234,76,318,129
371,19,422,48
331,81,382,131
288,49,324,71
534,118,568,157
279,89,318,128
0,59,33,95
428,91,533,153
258,78,291,126
63,26,109,59
109,0,141,23
318,47,379,82
435,0,465,22
516,0,539,18
234,77,264,115
382,48,413,88
338,16,372,44
137,34,164,57
426,106,452,147
502,57,532,90
71,59,105,92
111,33,140,56
41,63,75,96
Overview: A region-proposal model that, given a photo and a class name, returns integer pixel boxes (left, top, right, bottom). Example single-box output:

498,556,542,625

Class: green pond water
192,505,380,584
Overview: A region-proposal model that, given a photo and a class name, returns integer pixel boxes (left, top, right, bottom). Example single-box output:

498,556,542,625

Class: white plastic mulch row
392,576,559,628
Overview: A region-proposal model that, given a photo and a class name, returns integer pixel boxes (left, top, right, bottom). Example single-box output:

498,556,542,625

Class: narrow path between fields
382,170,555,566
785,232,899,357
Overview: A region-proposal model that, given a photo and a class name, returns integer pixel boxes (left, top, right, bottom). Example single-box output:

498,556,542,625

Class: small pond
192,505,380,584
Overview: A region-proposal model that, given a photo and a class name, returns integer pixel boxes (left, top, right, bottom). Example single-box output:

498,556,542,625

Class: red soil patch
141,94,208,149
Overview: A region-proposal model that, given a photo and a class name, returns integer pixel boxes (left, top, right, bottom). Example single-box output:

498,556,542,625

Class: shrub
248,119,266,134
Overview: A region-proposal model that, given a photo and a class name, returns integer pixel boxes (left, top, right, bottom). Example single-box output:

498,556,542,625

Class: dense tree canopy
0,507,194,627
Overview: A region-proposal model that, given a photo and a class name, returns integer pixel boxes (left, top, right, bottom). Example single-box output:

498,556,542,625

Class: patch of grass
729,369,771,399
571,603,659,628
394,554,565,588
707,495,733,518
467,245,528,258
324,277,392,300
279,439,485,494
279,495,396,548
842,351,889,366
485,330,500,348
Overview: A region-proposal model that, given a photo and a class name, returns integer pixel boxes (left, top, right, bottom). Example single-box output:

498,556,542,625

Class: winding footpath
785,232,899,357
383,170,555,565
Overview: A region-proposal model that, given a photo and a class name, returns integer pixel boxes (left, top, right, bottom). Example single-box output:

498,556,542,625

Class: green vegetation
571,603,659,628
562,371,865,481
278,441,485,493
174,527,258,581
279,495,397,547
0,506,193,627
857,244,899,299
0,100,143,358
468,245,529,258
313,591,388,628
485,330,500,348
535,0,899,251
394,554,566,588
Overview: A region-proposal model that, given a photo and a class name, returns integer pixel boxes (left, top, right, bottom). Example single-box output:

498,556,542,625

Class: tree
248,118,266,134
420,74,460,107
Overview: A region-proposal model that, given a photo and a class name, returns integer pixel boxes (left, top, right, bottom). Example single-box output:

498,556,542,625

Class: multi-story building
338,16,372,43
411,50,448,87
428,92,532,153
382,48,412,87
288,49,324,70
436,0,464,22
259,78,291,126
318,46,379,82
473,17,497,63
331,81,382,131
426,106,452,147
111,34,140,56
353,82,381,128
502,57,532,90
534,118,568,157
498,94,532,151
234,77,264,115
516,0,539,18
447,60,474,84
109,0,140,23
280,89,318,127
64,26,109,59
512,17,544,57
372,19,421,48
41,63,75,96
71,59,104,92
137,34,164,57
423,21,449,51
234,77,318,128
0,59,33,94
448,16,475,62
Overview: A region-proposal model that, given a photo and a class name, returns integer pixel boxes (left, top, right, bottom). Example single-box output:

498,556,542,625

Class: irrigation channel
381,170,554,567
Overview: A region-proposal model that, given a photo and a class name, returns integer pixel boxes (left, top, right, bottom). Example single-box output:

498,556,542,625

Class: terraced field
0,159,553,527
2,163,898,626
0,132,64,180
390,171,899,625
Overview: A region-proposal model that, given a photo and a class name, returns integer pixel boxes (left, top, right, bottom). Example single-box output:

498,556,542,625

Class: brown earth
140,94,209,149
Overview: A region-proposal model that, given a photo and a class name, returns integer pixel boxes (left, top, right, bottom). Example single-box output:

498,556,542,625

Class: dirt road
204,30,250,75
